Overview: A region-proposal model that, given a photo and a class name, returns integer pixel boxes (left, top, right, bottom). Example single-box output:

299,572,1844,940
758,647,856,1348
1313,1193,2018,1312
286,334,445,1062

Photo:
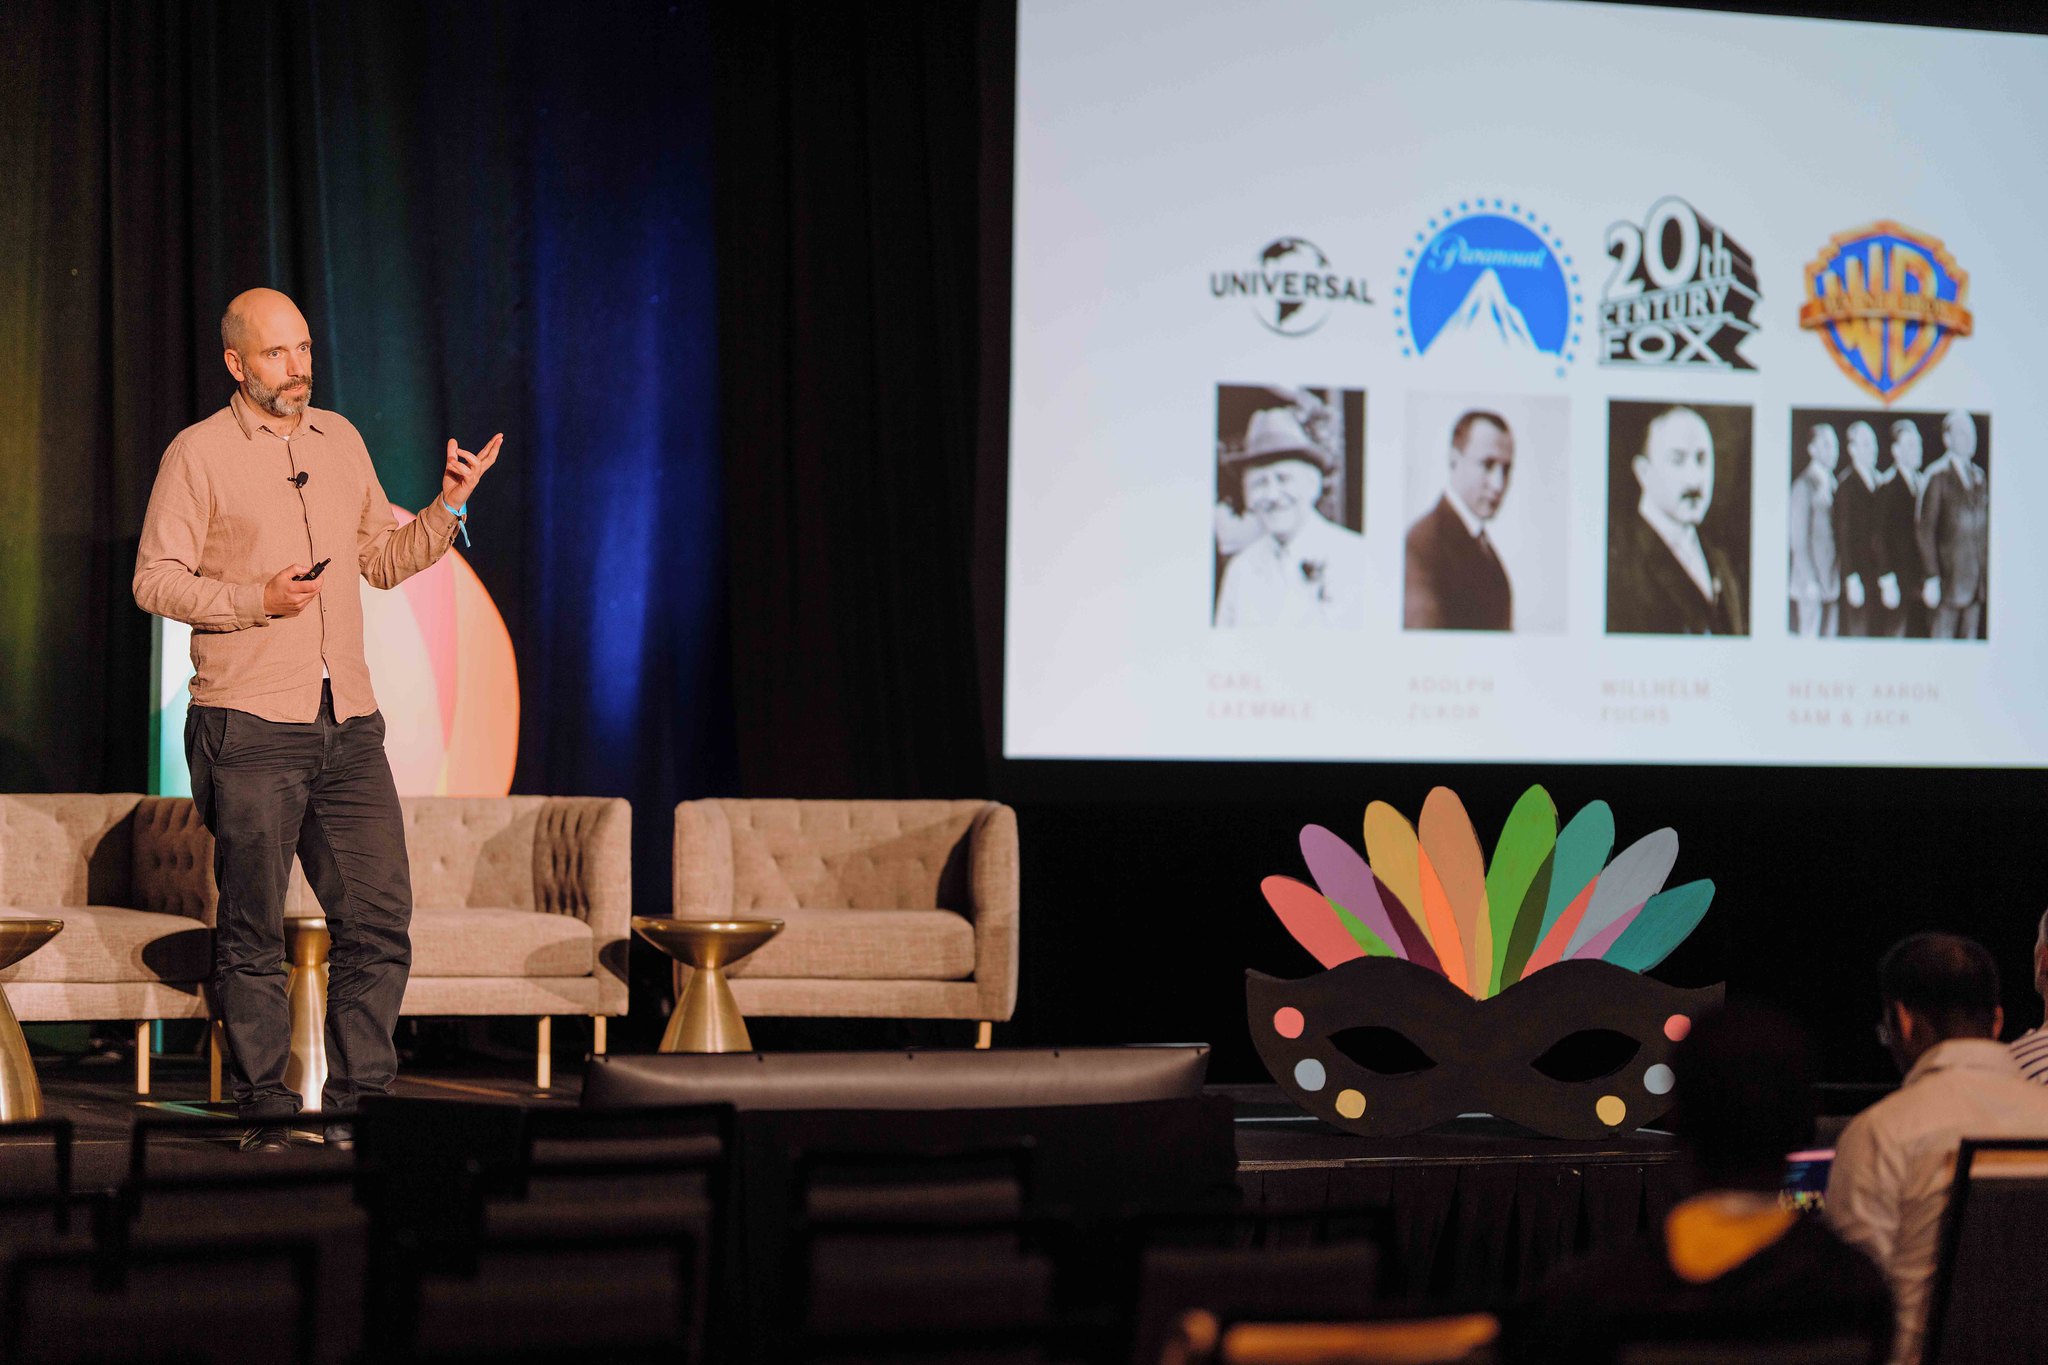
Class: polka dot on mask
1273,1007,1305,1039
1664,1014,1691,1042
1595,1094,1627,1127
1643,1063,1674,1096
1334,1089,1366,1120
1294,1058,1327,1092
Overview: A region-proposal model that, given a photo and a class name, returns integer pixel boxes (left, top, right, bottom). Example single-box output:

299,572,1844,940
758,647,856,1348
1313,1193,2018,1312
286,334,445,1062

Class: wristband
440,498,471,549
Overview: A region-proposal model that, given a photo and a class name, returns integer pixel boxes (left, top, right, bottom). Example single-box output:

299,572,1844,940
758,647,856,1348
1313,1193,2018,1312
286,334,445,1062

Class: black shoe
322,1120,355,1151
239,1124,291,1154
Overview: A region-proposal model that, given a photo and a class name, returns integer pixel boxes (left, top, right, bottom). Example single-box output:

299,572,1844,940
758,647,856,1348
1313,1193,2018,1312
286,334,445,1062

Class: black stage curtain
712,0,1011,799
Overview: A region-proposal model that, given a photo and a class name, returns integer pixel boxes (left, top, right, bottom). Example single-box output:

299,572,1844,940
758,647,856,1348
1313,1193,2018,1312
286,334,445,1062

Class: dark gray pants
185,684,413,1119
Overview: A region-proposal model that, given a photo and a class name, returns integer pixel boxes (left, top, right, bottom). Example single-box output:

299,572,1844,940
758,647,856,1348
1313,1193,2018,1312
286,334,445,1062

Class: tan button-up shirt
133,390,461,723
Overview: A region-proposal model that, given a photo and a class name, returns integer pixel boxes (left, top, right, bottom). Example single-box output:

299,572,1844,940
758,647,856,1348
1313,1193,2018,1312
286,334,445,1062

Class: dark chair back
0,1118,77,1239
581,1044,1211,1111
4,1237,319,1365
1924,1137,2048,1365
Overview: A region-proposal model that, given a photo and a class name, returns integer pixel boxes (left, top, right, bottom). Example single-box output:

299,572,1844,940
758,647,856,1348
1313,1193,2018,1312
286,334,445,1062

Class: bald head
220,288,313,419
220,288,305,354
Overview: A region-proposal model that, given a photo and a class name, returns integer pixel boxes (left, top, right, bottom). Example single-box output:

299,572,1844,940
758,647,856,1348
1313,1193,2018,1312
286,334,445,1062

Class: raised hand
442,433,503,507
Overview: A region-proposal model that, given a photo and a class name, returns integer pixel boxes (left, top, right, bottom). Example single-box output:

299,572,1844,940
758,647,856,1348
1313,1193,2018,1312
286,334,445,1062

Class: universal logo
1211,237,1373,337
1395,199,1579,380
1601,197,1758,370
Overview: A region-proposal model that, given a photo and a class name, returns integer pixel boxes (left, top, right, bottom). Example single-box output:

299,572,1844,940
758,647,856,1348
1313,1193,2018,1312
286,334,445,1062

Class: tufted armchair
671,799,1019,1043
0,794,630,1092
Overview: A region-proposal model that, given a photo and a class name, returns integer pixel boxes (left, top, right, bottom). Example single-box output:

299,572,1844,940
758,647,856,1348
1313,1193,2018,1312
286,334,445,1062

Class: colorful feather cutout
1331,903,1397,959
1569,901,1644,961
1420,788,1490,999
1375,870,1446,975
1261,876,1364,969
1496,847,1555,990
1300,825,1406,960
1603,880,1716,973
1362,802,1425,947
1484,786,1557,994
1415,847,1472,996
1266,791,1713,999
1563,828,1677,958
1543,801,1614,945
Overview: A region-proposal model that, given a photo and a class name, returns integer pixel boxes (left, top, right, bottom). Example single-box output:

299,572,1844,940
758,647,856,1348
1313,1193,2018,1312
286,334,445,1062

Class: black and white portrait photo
1401,393,1569,633
1787,407,1989,640
1213,385,1365,628
1605,400,1752,637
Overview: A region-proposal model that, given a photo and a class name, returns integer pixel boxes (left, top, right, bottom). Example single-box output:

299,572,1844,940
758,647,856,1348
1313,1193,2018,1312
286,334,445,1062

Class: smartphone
293,559,332,582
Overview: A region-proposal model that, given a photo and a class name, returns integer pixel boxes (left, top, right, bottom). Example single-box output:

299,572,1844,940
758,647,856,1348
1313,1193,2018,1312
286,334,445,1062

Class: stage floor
5,1058,1680,1187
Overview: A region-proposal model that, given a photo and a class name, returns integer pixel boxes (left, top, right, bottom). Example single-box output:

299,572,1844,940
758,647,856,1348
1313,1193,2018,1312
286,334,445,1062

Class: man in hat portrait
1213,402,1365,628
1403,408,1515,631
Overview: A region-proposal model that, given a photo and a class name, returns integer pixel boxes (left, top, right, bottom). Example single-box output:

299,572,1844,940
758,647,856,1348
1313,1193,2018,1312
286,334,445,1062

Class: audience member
1827,932,2048,1365
2013,908,2048,1084
1501,1003,1892,1364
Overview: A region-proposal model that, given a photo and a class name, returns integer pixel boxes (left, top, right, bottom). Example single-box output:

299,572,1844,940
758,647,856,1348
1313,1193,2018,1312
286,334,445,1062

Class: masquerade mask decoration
1248,785,1722,1139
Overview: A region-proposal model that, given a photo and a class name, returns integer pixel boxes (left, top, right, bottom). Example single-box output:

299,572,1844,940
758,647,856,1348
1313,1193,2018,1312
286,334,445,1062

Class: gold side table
0,919,64,1122
633,916,784,1053
283,917,331,1111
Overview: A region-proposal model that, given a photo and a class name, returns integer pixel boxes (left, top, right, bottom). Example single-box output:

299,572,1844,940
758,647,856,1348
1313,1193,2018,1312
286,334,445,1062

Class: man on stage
1403,409,1515,632
133,287,502,1151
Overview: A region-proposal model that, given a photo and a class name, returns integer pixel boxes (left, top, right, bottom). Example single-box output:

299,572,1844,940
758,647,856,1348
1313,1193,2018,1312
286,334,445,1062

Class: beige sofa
0,794,630,1091
671,799,1018,1042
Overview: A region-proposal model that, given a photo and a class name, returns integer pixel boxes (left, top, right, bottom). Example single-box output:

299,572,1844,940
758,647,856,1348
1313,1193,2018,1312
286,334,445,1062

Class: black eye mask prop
1247,785,1722,1139
1249,957,1722,1138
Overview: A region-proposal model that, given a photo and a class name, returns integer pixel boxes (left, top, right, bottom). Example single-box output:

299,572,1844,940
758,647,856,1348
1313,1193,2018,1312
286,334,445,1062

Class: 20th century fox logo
1600,198,1758,369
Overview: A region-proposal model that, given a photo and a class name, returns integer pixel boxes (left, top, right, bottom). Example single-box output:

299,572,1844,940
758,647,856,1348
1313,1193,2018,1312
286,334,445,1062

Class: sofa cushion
410,908,594,979
726,908,975,981
0,906,210,984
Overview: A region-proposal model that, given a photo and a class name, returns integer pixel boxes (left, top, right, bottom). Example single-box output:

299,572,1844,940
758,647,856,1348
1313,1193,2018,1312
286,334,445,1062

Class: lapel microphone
289,471,309,488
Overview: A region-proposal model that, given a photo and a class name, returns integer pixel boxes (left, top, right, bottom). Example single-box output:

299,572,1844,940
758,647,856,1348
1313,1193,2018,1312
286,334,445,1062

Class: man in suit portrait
1833,421,1889,638
1788,422,1841,638
1880,417,1930,638
1403,409,1514,631
1917,409,1988,640
1213,405,1366,628
1607,405,1747,636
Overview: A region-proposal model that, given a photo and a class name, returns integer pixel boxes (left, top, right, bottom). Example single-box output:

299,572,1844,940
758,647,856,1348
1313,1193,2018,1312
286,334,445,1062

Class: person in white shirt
2012,907,2048,1084
1213,406,1365,628
1826,932,2048,1365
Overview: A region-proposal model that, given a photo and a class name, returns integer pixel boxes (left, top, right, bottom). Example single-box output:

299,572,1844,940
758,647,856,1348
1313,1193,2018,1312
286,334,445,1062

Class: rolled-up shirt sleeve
355,451,459,591
132,440,269,630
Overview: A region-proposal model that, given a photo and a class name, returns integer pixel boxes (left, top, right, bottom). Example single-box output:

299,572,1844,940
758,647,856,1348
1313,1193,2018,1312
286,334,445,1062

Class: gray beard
245,373,312,418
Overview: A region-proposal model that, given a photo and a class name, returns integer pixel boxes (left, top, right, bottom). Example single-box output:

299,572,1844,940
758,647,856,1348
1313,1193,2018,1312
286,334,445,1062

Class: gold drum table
632,916,784,1053
0,919,64,1122
283,917,331,1111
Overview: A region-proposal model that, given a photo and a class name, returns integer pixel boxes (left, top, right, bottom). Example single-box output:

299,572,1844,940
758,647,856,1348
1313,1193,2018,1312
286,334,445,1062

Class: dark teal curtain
0,1,729,936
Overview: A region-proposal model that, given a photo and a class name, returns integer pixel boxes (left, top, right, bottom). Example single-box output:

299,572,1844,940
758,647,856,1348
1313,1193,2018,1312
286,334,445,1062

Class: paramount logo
1424,234,1548,273
1213,237,1373,337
